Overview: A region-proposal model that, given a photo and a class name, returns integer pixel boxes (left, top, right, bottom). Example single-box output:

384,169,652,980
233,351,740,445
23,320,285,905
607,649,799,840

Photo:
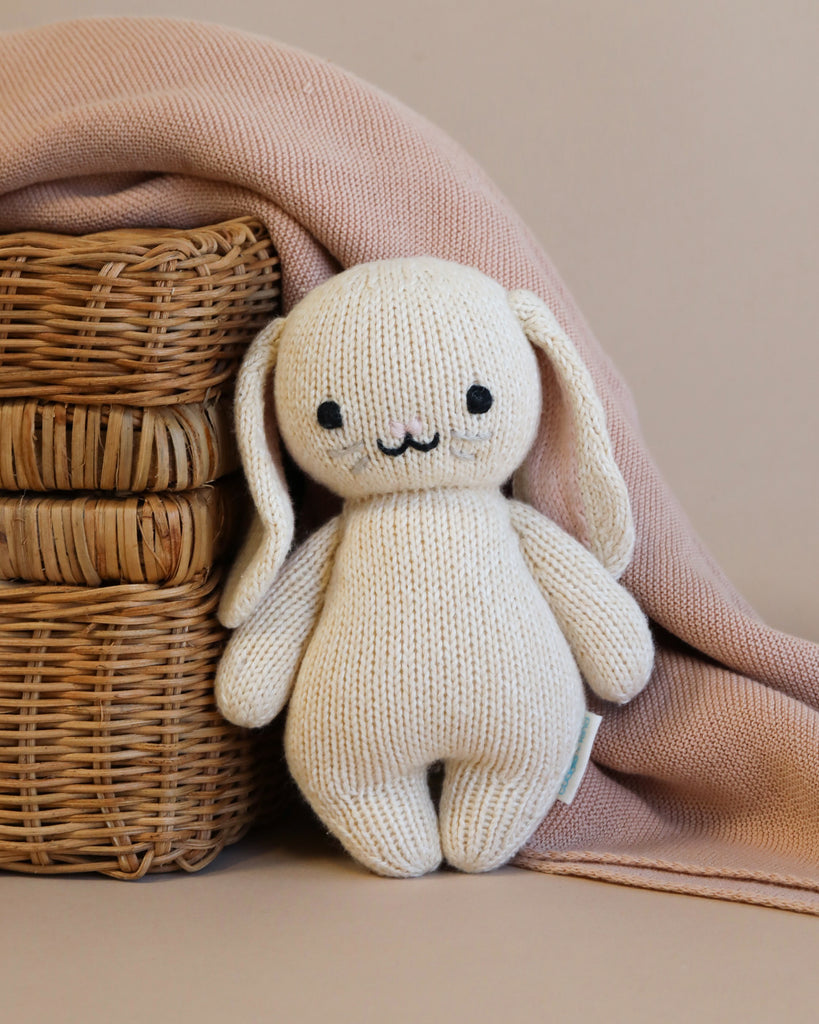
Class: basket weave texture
0,218,280,406
0,484,236,585
0,572,258,878
0,218,283,877
0,398,237,492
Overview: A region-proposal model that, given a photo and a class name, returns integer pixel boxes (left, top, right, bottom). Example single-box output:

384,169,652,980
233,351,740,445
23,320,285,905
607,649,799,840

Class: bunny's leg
439,758,564,873
285,658,442,876
288,747,442,877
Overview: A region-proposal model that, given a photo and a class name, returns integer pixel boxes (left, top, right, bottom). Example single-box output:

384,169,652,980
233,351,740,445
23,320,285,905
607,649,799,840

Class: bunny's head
219,257,633,627
275,258,542,499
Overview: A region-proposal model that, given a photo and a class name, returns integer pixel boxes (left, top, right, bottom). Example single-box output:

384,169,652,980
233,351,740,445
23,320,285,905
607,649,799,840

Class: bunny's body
286,487,585,874
215,257,654,876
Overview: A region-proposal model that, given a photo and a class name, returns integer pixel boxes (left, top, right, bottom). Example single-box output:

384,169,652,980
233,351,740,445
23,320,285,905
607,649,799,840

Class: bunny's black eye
466,384,493,415
317,400,343,429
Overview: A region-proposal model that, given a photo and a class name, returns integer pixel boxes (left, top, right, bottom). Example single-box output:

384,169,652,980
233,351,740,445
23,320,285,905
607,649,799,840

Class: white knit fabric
216,257,653,876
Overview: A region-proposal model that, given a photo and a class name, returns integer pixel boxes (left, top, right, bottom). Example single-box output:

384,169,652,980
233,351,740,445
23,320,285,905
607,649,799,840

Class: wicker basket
0,571,260,878
0,218,280,406
0,483,237,586
0,217,282,877
0,398,237,492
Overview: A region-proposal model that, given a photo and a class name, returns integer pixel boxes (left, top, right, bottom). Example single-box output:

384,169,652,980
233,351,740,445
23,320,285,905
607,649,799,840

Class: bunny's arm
215,515,342,728
509,500,653,704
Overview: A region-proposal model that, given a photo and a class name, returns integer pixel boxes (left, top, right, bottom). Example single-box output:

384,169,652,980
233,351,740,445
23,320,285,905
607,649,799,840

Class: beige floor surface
3,816,818,1024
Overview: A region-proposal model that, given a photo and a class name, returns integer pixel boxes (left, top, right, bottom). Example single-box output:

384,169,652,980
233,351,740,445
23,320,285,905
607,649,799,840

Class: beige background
1,3,817,1023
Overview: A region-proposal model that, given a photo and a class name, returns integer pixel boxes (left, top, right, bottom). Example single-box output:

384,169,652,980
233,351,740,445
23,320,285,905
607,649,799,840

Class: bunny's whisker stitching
351,454,372,474
450,429,493,442
329,441,365,457
451,449,477,461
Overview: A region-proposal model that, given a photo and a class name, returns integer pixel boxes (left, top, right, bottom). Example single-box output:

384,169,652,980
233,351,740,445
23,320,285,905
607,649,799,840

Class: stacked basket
0,218,281,877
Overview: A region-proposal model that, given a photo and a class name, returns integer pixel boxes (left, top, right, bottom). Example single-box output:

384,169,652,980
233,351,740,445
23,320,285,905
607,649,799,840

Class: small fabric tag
557,711,603,805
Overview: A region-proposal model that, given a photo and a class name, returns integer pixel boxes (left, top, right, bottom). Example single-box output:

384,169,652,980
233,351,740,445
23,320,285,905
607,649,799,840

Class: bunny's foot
439,760,559,873
310,771,442,878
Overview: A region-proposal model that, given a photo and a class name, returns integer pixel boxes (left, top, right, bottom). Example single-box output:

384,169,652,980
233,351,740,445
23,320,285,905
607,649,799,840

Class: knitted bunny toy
215,257,653,877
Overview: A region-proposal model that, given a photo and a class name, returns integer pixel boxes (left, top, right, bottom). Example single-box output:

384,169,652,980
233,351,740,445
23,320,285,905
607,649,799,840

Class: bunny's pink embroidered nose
390,417,424,438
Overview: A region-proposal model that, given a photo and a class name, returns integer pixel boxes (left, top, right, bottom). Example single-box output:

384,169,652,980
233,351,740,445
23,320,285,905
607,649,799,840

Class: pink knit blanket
1,17,816,913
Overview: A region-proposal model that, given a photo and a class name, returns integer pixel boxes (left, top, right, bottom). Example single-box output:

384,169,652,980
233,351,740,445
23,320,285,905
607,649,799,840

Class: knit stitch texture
215,258,653,875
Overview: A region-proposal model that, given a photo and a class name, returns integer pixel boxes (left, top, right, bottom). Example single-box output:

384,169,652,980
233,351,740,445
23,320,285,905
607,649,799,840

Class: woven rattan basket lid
0,217,280,406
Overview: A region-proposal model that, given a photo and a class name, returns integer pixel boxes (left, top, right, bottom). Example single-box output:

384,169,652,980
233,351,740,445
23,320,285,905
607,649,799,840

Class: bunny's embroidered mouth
377,433,440,457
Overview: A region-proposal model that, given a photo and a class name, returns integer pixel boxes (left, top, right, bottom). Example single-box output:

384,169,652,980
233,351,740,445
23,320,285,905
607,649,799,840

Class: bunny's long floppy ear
218,317,294,628
508,290,634,579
